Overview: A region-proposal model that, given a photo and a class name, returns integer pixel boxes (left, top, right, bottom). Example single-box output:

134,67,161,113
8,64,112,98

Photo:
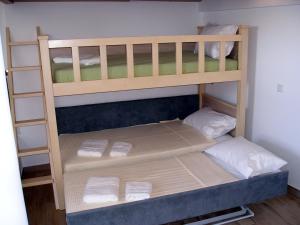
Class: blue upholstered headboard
55,94,199,135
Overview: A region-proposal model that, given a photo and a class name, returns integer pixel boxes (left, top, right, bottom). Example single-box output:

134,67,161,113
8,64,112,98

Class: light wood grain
126,44,134,78
39,37,65,209
52,71,241,96
152,43,159,76
176,42,182,75
236,26,249,137
71,46,81,82
99,45,108,80
202,94,237,118
219,41,226,72
48,34,242,48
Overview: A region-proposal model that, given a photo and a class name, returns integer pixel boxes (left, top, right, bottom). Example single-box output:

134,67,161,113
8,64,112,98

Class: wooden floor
23,183,300,225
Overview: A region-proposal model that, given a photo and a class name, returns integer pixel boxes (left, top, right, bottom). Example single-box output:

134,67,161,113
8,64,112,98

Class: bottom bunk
65,151,288,225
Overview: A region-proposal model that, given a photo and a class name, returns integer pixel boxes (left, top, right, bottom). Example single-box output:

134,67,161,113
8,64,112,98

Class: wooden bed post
39,36,65,210
197,26,206,109
236,26,249,137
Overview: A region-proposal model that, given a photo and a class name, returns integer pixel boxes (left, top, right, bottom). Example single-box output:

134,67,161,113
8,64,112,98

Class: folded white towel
77,139,108,158
125,182,152,202
53,56,100,66
83,177,119,204
110,142,132,157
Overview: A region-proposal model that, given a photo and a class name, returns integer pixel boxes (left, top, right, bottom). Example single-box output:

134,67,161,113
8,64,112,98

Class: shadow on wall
245,26,258,141
255,138,297,188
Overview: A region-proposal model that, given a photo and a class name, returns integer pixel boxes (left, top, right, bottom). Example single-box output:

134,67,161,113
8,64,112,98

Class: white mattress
64,151,238,213
60,121,215,172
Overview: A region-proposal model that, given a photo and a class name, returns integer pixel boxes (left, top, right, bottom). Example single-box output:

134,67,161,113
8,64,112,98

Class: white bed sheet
60,121,215,172
64,151,238,213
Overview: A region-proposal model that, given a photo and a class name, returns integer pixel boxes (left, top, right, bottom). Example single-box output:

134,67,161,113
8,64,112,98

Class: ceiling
1,0,202,4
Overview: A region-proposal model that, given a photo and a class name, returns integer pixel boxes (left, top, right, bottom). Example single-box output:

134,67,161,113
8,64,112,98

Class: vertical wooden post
126,44,134,79
5,28,17,135
197,26,206,109
176,42,182,75
72,46,81,82
38,36,65,210
152,43,159,76
199,84,206,108
219,41,226,72
198,41,205,73
236,26,249,137
100,45,108,80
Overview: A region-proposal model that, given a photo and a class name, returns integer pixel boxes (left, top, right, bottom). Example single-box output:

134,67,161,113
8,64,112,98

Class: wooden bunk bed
38,25,248,209
37,26,286,224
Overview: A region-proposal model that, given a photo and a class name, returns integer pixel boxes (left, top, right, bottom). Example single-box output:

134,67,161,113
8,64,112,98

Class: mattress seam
175,156,206,187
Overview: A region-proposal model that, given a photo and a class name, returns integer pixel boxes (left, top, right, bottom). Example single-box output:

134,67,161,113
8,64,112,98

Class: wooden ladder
5,27,57,192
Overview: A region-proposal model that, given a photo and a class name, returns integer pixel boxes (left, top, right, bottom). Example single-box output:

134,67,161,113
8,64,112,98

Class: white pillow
183,108,236,139
205,136,287,179
53,56,100,66
195,25,238,59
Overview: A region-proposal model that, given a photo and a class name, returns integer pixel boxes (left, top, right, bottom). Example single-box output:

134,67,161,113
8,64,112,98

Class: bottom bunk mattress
60,121,214,172
64,151,288,225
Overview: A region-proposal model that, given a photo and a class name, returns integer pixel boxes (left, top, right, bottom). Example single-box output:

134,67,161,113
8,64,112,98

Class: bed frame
38,25,248,210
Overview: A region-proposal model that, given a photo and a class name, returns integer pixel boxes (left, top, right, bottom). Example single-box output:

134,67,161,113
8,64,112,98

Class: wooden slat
198,41,205,73
53,71,242,96
72,46,81,82
14,118,47,127
9,41,38,46
48,34,242,48
13,91,44,98
219,41,226,72
202,94,237,118
152,43,159,76
18,146,49,157
99,45,108,80
8,66,41,72
176,42,182,75
22,175,53,188
126,44,134,79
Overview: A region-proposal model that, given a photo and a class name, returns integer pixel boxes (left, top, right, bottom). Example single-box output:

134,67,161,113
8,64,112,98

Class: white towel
110,142,132,157
83,177,119,204
77,139,108,158
125,182,152,202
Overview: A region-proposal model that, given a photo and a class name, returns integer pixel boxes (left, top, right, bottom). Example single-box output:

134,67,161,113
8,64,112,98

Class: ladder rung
9,41,39,46
8,66,41,72
15,118,47,127
22,175,53,188
13,91,44,98
18,146,49,157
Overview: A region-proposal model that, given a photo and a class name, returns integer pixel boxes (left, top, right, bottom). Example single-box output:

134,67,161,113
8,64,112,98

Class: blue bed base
56,95,199,134
66,170,288,225
55,95,288,225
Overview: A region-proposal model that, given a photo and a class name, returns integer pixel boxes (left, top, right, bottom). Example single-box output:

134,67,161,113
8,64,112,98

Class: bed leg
199,84,206,109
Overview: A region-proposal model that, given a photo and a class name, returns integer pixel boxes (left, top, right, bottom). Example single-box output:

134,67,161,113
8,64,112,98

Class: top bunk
38,25,248,97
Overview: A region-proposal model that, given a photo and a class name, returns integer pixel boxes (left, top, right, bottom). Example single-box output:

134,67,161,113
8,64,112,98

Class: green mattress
52,51,238,83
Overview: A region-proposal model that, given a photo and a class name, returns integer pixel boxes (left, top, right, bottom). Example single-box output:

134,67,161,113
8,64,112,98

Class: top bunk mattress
60,121,215,172
52,51,238,83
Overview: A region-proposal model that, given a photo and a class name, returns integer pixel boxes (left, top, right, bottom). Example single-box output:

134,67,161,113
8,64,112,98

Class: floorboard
23,184,300,225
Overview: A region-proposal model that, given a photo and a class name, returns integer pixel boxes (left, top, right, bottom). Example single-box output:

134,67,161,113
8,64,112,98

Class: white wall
3,2,200,167
201,4,300,189
0,25,28,225
199,0,300,11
